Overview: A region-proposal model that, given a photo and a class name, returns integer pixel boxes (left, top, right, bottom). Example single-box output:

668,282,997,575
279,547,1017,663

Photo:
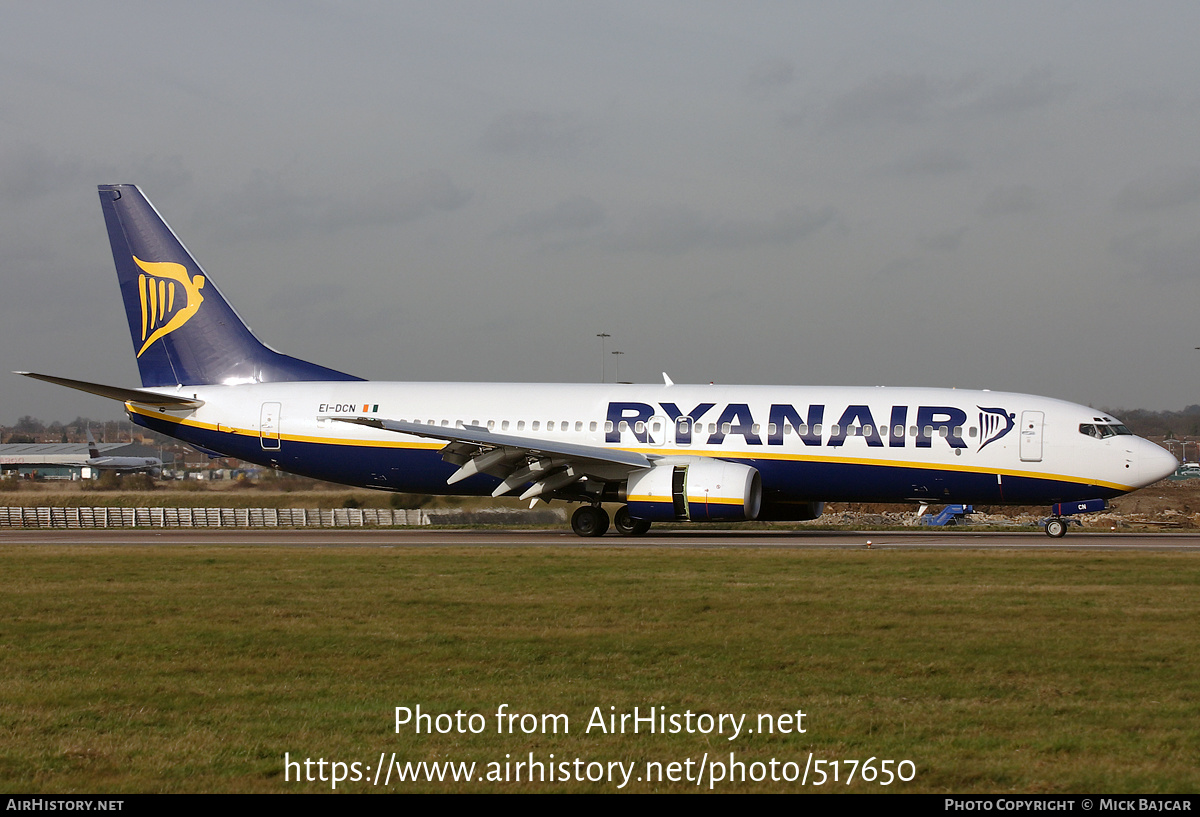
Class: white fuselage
127,380,1176,508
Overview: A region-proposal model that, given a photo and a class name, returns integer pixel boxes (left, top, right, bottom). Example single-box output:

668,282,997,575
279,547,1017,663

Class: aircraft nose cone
1139,440,1178,486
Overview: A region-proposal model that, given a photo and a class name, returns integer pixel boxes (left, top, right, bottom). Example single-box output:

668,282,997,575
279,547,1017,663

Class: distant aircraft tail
98,184,363,387
86,428,100,459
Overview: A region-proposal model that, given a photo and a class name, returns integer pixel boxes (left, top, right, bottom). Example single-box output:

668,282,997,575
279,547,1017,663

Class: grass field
1,545,1197,793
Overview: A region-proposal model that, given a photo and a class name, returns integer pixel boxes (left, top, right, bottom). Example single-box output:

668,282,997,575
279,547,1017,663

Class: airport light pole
597,333,610,382
611,350,624,383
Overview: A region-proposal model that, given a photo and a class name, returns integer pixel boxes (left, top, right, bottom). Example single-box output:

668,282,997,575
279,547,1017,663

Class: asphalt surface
3,528,1200,550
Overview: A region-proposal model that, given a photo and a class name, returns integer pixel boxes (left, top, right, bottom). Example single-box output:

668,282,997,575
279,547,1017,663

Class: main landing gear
570,505,653,538
571,506,609,537
614,506,652,537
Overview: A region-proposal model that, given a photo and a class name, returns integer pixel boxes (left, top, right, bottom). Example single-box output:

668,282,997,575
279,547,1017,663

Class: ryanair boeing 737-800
17,185,1178,537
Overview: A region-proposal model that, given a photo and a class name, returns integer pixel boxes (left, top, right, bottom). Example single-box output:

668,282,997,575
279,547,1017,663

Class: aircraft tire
1045,518,1067,538
571,506,610,537
614,506,652,537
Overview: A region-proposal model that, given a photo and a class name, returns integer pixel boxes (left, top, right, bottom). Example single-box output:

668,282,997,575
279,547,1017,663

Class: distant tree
14,416,43,433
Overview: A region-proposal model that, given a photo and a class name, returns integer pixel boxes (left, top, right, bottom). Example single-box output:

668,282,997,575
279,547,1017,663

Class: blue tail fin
98,184,363,387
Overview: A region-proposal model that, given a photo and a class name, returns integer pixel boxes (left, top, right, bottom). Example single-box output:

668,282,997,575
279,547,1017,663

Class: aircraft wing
332,416,653,501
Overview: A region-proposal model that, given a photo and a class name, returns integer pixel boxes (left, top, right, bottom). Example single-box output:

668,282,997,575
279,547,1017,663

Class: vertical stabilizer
98,184,362,387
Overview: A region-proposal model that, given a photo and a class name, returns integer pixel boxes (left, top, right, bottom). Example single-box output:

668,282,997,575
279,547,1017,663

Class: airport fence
0,506,434,528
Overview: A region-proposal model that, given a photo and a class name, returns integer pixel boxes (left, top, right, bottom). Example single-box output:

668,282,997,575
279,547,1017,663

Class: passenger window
517,420,525,431
798,424,808,436
502,420,510,431
605,421,613,433
894,425,904,438
532,421,541,431
589,421,597,432
635,421,645,434
721,423,731,434
619,421,628,432
768,423,778,436
576,421,583,432
863,425,873,436
547,421,555,431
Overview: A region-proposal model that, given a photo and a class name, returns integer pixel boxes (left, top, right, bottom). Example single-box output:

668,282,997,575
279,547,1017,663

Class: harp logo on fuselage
134,256,206,358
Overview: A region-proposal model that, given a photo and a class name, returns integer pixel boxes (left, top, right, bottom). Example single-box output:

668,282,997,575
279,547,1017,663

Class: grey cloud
825,73,938,128
966,67,1072,117
883,147,971,177
213,170,470,240
1114,167,1200,211
979,185,1036,216
919,226,969,252
0,144,93,202
480,111,591,158
607,204,836,254
746,59,796,93
826,69,1068,132
1111,228,1200,281
508,196,606,237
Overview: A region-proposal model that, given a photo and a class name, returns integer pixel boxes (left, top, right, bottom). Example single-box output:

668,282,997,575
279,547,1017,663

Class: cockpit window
1080,423,1129,439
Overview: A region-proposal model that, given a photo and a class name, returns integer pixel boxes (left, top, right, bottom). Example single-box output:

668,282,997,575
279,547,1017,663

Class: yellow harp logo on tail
134,256,206,358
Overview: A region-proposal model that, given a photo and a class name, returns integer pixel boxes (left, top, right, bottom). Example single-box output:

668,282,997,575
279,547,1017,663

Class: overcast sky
4,1,1200,423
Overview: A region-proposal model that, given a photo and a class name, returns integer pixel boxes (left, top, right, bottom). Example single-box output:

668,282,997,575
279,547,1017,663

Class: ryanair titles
606,401,1017,452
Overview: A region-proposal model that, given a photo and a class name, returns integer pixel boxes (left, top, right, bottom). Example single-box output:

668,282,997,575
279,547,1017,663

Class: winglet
663,372,674,387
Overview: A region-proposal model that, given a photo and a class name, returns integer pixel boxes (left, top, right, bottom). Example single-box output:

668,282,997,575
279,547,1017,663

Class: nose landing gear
1041,498,1108,538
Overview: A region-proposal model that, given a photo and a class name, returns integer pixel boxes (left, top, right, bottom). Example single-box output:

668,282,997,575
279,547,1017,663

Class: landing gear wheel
1045,518,1067,538
614,506,652,537
571,506,610,538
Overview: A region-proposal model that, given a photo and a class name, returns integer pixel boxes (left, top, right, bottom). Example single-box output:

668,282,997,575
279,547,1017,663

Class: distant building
0,442,171,479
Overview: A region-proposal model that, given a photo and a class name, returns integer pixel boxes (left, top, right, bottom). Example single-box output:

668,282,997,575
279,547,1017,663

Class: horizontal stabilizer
16,372,205,409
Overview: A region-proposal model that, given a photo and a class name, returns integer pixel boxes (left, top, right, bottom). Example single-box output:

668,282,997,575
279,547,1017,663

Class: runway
3,528,1200,550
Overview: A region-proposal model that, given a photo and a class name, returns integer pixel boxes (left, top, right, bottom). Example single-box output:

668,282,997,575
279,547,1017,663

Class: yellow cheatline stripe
689,495,743,505
125,404,1136,491
125,403,444,450
615,445,1136,493
628,494,744,507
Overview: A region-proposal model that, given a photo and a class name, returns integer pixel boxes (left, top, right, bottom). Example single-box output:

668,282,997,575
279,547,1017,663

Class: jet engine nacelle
626,458,762,522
